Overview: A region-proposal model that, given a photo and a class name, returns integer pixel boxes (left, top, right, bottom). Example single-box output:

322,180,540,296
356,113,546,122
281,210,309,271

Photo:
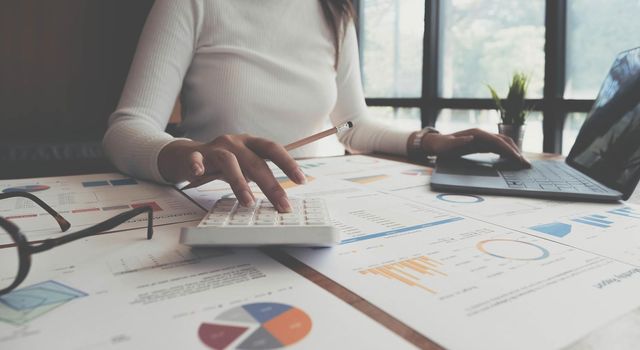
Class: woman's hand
158,135,307,212
423,128,531,167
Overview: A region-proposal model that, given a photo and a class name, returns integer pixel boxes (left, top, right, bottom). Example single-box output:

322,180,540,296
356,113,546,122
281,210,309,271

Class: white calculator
180,198,339,247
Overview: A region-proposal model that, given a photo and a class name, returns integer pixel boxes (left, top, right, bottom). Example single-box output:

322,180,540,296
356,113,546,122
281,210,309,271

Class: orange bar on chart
359,256,446,294
388,266,419,280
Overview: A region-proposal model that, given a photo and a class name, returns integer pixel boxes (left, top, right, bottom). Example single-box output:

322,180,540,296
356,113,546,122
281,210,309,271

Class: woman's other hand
423,128,531,167
158,135,306,212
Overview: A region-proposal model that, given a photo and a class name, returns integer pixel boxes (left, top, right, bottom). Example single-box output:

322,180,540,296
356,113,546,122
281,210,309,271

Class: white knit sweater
103,0,412,183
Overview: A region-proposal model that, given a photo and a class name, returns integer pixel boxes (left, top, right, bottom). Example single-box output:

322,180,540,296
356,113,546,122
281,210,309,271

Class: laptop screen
567,47,640,199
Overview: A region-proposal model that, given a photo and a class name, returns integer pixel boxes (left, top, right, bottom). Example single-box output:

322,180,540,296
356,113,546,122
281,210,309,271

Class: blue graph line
608,207,640,219
581,216,614,225
572,218,610,228
341,217,464,244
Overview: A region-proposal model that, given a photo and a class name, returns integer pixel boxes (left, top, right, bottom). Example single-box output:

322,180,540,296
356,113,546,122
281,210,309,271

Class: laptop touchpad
436,160,500,177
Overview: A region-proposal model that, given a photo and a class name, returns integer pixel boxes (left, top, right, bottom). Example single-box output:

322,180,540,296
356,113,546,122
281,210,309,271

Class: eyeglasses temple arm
0,192,71,232
29,206,154,254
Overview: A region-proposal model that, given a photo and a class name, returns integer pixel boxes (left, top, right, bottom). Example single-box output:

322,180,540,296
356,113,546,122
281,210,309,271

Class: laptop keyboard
499,160,606,193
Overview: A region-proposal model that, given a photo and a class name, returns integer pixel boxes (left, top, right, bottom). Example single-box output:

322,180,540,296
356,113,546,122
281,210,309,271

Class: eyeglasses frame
0,191,154,295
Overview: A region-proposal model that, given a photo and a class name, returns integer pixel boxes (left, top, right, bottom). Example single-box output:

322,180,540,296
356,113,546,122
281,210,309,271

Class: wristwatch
408,126,439,160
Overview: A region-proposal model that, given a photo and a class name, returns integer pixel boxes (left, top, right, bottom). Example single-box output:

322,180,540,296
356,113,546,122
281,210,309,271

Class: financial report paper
189,155,640,350
0,173,205,244
0,223,413,349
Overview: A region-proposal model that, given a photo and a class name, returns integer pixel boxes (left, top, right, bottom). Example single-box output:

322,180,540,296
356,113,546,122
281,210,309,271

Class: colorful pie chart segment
199,324,248,350
3,185,50,193
199,302,312,350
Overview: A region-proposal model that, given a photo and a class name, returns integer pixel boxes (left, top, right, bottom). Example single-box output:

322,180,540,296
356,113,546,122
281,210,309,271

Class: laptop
431,47,640,202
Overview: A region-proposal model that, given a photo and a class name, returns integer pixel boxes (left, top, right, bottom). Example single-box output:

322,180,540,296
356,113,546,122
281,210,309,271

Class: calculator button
255,220,276,225
231,214,252,219
256,214,275,220
213,208,234,214
278,213,299,219
206,214,227,219
306,220,327,225
228,220,250,225
257,209,277,215
281,221,302,225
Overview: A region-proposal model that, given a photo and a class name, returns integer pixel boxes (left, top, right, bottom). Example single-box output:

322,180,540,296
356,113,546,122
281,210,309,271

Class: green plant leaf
486,84,506,122
499,72,529,125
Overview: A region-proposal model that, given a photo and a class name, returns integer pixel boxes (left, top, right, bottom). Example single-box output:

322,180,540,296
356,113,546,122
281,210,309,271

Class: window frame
356,0,595,154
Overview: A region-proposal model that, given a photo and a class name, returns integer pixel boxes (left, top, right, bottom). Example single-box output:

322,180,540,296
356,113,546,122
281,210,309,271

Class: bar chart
358,256,446,294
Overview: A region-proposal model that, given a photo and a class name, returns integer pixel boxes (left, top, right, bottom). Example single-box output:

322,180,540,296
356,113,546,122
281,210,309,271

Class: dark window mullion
543,0,567,153
421,0,440,127
436,99,544,111
366,98,422,108
561,99,593,113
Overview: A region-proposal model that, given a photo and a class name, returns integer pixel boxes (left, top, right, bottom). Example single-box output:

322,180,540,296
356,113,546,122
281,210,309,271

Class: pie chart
199,302,312,350
477,239,550,261
436,193,484,204
3,185,50,193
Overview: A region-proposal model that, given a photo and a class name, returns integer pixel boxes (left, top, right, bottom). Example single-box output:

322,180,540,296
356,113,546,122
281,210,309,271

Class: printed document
0,223,414,349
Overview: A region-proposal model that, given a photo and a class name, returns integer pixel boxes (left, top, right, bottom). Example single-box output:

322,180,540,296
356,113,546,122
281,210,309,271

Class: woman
103,0,528,213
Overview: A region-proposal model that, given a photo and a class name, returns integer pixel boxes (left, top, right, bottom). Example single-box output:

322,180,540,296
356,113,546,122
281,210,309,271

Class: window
437,110,543,153
367,107,422,131
440,0,545,98
562,112,587,155
360,0,424,97
565,0,640,99
357,0,638,154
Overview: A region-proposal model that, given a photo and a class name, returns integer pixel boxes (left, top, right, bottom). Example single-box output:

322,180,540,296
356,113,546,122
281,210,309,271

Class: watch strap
408,126,439,159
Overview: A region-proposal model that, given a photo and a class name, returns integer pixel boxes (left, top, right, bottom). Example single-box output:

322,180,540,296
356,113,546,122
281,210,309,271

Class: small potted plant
487,72,530,150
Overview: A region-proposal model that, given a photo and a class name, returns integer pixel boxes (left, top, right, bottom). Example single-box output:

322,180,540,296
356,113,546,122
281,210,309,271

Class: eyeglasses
0,191,154,295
